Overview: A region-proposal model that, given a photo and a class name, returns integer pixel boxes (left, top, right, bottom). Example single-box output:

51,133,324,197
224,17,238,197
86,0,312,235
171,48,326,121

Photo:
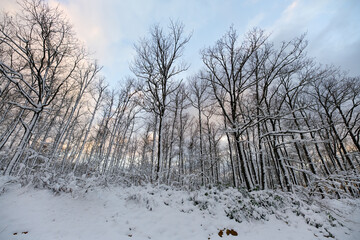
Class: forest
1,0,359,199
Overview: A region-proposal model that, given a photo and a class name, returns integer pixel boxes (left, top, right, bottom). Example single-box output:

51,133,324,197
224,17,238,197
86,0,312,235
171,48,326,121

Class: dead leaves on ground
218,228,238,238
13,231,28,235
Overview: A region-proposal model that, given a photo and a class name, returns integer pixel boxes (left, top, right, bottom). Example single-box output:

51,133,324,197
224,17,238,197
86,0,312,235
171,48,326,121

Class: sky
1,0,360,88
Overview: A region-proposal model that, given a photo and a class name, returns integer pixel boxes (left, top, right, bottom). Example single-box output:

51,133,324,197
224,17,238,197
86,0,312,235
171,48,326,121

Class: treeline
0,0,359,197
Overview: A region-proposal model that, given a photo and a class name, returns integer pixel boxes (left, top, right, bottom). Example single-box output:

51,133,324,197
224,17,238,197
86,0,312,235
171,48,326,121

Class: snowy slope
0,178,359,240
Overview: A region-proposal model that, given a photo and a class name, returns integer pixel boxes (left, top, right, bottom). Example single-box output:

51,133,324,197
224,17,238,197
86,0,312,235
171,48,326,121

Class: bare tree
189,74,210,185
131,20,191,181
0,0,83,175
201,28,268,189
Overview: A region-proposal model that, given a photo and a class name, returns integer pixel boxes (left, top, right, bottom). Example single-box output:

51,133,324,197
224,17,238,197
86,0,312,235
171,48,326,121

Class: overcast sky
2,0,360,87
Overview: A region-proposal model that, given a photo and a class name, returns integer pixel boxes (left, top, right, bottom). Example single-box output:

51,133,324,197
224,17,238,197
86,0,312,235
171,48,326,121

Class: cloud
47,0,220,84
2,0,359,85
267,0,325,41
246,13,265,30
267,0,360,76
47,0,153,85
284,0,298,16
0,0,21,13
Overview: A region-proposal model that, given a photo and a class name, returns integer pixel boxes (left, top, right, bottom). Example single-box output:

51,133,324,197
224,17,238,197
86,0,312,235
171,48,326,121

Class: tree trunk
5,111,40,175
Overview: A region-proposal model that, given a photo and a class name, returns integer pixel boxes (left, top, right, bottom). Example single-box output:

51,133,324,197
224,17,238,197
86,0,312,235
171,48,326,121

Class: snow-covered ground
1,177,359,240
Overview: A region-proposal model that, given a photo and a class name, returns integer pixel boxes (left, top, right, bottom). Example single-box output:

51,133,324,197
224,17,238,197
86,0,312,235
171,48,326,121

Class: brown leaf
218,229,223,237
228,229,238,236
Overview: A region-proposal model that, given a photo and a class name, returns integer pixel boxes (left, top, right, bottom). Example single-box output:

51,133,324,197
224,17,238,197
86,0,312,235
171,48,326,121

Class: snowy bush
125,191,158,211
